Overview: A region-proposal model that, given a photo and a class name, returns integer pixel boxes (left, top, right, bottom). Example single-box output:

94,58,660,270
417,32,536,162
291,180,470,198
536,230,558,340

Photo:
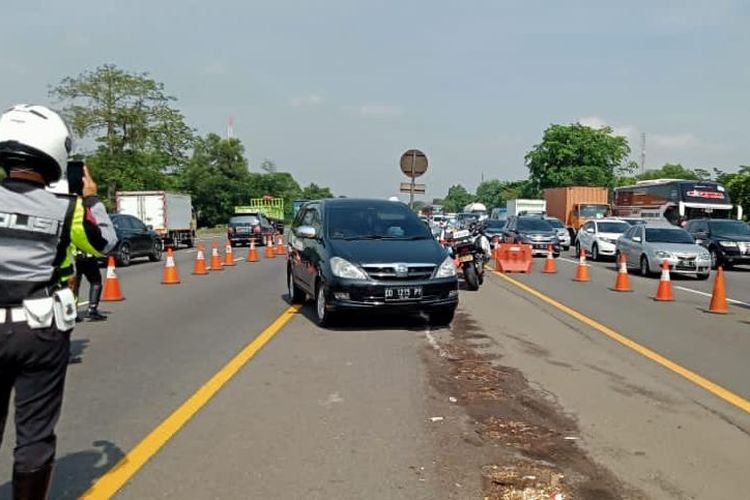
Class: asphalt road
1,239,749,498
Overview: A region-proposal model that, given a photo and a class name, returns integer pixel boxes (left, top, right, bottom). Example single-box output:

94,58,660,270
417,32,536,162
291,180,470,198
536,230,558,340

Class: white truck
116,191,196,248
506,199,547,217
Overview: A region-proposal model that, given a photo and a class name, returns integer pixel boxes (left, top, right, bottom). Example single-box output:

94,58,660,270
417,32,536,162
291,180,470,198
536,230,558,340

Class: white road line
235,257,246,262
78,301,89,307
674,286,750,307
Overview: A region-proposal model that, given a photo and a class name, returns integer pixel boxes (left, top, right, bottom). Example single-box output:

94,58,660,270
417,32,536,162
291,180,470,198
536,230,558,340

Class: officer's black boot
86,284,107,321
12,464,53,500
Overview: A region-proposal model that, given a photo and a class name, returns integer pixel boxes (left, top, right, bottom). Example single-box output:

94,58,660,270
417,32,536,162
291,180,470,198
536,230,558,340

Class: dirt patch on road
425,311,640,499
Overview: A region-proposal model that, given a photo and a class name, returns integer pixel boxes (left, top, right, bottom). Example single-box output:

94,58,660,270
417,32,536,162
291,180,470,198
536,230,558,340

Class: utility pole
640,132,646,175
227,116,235,139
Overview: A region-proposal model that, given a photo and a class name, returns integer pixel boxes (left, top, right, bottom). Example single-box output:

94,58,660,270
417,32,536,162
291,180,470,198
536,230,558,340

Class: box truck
116,191,196,248
543,186,609,238
506,199,547,217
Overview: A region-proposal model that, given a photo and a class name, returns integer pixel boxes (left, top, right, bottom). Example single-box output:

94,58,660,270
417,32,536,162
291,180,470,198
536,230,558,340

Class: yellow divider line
493,271,750,415
80,304,302,499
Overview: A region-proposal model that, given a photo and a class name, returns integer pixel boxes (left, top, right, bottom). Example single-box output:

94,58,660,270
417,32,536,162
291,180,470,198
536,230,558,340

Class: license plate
677,260,695,268
453,229,470,239
385,286,422,301
459,255,474,262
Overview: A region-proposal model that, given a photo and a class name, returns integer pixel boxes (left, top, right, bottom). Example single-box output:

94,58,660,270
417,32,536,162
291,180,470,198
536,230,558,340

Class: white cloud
289,94,322,108
357,104,403,118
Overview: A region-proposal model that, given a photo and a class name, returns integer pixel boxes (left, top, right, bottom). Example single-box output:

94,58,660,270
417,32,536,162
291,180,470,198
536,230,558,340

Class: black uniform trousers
0,319,71,472
74,255,103,309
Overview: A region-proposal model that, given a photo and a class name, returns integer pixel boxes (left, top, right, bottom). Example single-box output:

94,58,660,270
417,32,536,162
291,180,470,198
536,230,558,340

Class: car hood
646,242,705,254
328,238,445,265
519,230,557,238
714,234,750,242
598,232,626,240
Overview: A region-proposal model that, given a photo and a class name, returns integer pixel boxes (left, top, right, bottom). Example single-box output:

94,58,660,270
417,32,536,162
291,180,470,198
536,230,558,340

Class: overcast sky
2,0,748,200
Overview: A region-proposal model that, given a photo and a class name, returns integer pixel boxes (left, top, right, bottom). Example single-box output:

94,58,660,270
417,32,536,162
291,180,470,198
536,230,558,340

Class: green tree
525,123,630,191
250,171,303,220
259,159,277,173
300,182,334,200
179,134,250,227
51,64,194,202
715,166,750,220
637,163,698,181
475,179,538,208
442,184,473,213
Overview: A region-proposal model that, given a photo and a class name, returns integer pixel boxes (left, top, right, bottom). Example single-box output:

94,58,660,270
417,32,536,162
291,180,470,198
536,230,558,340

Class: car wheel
148,240,163,262
709,248,719,270
287,268,305,304
429,308,455,327
575,241,582,257
697,271,710,280
185,237,194,248
639,255,651,277
314,281,335,327
592,243,599,261
117,242,132,267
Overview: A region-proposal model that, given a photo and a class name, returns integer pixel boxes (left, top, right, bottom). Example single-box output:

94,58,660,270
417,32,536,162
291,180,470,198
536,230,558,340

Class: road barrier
708,266,728,314
192,244,208,275
247,239,259,263
494,243,533,273
161,248,181,285
573,248,590,282
654,260,674,301
102,256,124,301
612,253,632,292
210,242,223,271
223,240,236,267
543,245,557,274
265,235,275,259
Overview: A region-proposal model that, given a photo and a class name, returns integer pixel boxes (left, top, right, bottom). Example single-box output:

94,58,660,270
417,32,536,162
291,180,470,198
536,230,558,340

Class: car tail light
253,225,261,234
228,226,234,234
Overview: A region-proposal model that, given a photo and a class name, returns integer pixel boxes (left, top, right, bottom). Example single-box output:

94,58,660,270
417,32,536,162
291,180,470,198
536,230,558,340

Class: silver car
616,223,711,279
543,216,571,250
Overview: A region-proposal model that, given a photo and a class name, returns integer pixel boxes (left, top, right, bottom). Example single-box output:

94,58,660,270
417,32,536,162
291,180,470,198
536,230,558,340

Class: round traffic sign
400,149,428,178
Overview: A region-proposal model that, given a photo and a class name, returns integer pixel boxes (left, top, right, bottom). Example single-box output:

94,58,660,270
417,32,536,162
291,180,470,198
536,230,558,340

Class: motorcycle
441,222,491,291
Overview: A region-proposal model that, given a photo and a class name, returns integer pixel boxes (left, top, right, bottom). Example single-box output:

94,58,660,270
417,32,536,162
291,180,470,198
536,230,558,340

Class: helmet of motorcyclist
0,104,72,185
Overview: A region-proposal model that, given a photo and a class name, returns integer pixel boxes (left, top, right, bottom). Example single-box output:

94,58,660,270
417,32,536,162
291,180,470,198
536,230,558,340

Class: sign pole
409,150,417,209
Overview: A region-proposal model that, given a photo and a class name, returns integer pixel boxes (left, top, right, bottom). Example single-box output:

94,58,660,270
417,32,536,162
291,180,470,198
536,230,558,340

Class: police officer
0,104,117,499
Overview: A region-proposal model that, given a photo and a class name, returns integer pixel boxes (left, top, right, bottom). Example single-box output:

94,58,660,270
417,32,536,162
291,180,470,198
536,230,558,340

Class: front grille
361,263,436,281
674,254,697,261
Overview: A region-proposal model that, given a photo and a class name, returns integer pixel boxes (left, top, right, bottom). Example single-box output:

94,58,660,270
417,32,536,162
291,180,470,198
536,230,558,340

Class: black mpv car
287,199,459,326
686,218,750,269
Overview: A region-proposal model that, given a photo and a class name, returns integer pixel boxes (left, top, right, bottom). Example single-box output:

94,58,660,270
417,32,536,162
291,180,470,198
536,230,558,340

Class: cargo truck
237,197,285,234
506,199,547,217
116,191,196,249
543,186,609,240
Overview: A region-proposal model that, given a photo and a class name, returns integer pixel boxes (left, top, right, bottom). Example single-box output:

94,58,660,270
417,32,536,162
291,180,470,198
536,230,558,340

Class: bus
613,179,742,224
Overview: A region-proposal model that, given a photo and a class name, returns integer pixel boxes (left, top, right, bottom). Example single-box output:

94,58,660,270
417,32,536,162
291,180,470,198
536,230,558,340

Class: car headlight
330,257,367,280
435,256,457,278
700,251,711,259
654,250,672,259
599,237,616,244
719,241,738,247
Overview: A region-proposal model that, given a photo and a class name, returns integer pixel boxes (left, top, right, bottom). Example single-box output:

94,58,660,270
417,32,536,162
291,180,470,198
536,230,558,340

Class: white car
576,219,630,260
543,216,571,250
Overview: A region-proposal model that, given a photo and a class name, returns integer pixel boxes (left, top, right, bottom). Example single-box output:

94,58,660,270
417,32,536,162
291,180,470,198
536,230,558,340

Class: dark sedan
503,216,561,256
686,218,750,269
227,213,275,246
110,213,162,266
287,199,459,327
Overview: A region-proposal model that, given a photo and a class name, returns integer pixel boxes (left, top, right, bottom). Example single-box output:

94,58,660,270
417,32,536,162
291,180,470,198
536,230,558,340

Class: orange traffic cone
264,235,275,259
210,242,223,271
161,248,181,284
193,244,208,275
101,255,124,301
654,260,674,301
708,266,728,314
573,247,590,282
612,253,632,292
275,235,286,255
543,245,557,274
247,239,259,263
223,240,236,266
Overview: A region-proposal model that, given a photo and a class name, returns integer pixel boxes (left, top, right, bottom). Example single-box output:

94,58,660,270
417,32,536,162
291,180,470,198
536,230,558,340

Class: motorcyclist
0,104,117,498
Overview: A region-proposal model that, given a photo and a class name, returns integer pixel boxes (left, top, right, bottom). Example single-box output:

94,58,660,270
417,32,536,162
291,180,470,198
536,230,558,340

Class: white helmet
0,104,72,184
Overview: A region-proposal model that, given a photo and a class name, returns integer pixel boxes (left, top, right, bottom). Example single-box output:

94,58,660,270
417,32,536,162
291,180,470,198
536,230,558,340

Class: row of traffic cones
562,246,728,314
101,234,287,300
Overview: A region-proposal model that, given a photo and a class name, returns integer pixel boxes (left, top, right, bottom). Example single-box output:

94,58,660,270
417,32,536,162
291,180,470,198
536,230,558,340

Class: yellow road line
493,271,750,415
80,304,302,499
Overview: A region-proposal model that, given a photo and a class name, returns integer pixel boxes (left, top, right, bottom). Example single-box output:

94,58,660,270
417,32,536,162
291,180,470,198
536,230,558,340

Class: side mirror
147,224,154,231
632,236,642,242
295,225,317,239
586,228,595,233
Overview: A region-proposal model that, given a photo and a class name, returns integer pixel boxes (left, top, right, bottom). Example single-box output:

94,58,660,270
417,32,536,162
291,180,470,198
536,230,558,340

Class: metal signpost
399,149,428,209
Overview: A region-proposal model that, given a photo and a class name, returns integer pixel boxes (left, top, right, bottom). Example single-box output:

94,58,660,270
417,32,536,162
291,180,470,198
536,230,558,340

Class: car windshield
645,228,694,244
486,220,506,230
517,218,554,231
328,204,432,240
545,218,564,229
597,222,628,233
710,220,750,237
579,204,609,218
230,215,259,225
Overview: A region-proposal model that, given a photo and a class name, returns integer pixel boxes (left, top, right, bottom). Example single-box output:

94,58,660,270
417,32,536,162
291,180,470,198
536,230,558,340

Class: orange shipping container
544,187,609,232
